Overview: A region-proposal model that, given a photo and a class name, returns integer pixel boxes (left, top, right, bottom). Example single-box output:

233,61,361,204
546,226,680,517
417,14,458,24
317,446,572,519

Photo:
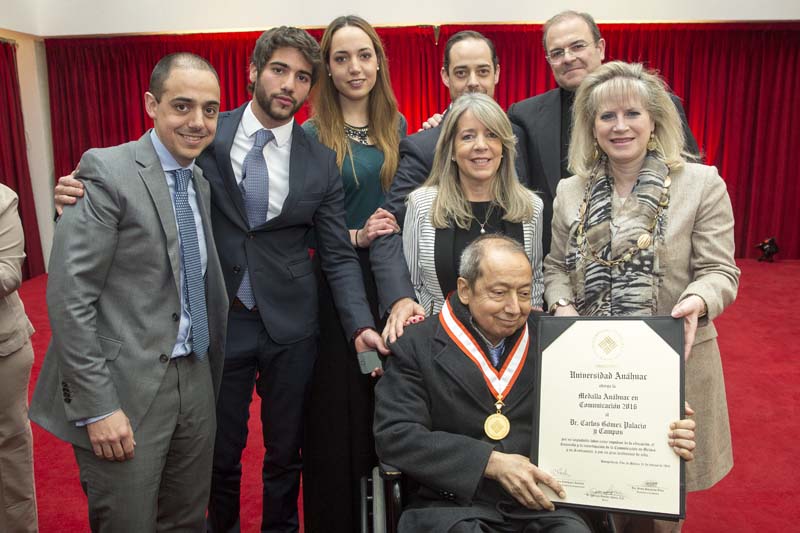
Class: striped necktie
488,343,503,369
172,168,209,359
236,128,274,309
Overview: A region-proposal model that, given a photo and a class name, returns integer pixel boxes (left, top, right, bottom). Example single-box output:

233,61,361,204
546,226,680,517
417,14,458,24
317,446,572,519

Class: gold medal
485,397,510,440
637,233,652,249
484,412,511,440
438,299,530,443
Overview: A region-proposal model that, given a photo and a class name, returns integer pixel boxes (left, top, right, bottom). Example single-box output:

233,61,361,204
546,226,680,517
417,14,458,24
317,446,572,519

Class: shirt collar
150,129,193,172
470,317,506,351
243,101,294,148
448,292,508,350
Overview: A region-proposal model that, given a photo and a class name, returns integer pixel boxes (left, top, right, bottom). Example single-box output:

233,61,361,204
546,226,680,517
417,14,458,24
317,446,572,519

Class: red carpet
21,259,799,532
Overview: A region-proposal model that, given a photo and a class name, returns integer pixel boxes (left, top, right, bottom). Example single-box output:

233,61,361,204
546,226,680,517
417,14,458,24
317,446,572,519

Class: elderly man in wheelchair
373,235,696,533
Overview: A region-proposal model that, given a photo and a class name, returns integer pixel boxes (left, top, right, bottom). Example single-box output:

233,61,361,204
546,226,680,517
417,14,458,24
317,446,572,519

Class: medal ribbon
439,297,529,400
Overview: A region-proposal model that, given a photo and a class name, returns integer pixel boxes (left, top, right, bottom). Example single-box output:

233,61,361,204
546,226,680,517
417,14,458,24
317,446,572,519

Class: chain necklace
574,172,671,268
472,202,495,234
344,123,370,145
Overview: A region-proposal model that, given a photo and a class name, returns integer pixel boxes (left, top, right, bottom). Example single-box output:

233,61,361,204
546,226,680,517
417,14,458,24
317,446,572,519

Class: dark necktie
172,168,209,359
236,128,274,309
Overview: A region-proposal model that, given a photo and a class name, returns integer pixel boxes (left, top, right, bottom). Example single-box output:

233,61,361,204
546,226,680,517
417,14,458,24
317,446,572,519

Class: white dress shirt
230,102,294,221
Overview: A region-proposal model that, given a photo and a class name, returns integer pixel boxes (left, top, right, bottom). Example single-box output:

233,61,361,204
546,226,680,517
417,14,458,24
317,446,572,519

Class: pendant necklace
474,203,494,234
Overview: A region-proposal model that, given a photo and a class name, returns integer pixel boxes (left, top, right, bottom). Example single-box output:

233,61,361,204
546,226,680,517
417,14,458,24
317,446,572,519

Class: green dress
302,116,407,229
302,115,406,533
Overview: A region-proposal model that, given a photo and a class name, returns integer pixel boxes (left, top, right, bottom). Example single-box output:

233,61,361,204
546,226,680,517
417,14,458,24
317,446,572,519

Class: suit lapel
263,121,308,229
215,105,249,226
432,326,496,411
135,135,182,296
538,90,562,197
435,313,537,414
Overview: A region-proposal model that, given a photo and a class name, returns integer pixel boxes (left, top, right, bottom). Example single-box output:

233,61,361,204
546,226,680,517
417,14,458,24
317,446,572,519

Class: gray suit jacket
30,133,228,449
508,88,699,256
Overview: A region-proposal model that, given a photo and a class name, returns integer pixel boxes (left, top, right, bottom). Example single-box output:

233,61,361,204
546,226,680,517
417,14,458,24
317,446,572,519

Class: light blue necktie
488,344,503,369
172,168,209,359
236,128,274,309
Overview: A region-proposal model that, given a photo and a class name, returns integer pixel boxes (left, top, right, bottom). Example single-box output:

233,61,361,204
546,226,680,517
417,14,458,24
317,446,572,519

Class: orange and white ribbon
439,297,529,400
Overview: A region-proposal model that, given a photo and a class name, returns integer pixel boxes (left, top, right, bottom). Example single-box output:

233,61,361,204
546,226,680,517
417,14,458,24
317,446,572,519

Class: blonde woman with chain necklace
545,61,739,533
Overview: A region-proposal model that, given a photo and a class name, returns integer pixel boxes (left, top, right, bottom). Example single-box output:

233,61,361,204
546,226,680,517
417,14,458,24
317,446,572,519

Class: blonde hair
309,15,401,190
569,61,687,177
424,93,534,229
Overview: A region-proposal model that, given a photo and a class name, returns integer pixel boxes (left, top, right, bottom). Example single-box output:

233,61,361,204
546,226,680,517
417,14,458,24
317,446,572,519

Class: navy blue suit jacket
197,103,373,343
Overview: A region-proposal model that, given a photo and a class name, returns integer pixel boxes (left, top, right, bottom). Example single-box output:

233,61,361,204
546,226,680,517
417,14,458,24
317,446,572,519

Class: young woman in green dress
301,15,406,533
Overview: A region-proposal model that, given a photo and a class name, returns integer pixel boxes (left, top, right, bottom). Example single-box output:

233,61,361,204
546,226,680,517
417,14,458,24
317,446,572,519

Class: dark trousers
207,307,317,533
448,509,591,533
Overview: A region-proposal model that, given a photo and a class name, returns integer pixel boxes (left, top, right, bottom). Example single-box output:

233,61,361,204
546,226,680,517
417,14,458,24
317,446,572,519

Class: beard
253,80,303,123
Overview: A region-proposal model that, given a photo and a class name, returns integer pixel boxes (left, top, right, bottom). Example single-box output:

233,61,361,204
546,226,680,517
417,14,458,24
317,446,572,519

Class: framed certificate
531,316,685,519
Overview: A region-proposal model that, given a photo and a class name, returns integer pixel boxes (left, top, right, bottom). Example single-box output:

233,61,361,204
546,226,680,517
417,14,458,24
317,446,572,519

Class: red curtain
598,23,800,260
45,27,439,177
44,22,800,258
378,26,440,133
0,41,45,278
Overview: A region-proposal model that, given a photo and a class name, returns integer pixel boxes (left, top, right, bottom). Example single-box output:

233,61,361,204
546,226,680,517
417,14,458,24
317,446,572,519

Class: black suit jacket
370,121,531,315
508,88,700,255
374,313,539,531
197,103,374,343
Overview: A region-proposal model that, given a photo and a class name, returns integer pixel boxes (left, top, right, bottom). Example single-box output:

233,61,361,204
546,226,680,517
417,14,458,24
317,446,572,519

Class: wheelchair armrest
377,463,403,533
379,462,402,480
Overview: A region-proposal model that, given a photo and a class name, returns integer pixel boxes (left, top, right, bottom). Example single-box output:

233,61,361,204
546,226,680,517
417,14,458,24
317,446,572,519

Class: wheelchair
360,464,403,533
360,464,617,533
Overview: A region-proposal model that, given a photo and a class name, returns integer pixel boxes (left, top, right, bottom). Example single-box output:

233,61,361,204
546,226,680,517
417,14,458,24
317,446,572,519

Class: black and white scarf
565,155,670,317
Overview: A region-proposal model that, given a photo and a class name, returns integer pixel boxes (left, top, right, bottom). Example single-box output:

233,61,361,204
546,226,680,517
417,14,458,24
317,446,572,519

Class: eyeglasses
546,41,597,64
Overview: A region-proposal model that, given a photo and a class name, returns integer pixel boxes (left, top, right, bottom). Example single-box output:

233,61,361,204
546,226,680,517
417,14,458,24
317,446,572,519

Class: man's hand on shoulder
86,409,136,462
418,113,444,131
484,451,565,511
54,169,84,216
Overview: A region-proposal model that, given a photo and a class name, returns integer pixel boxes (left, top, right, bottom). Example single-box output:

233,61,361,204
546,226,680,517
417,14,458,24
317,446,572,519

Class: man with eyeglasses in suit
508,10,699,257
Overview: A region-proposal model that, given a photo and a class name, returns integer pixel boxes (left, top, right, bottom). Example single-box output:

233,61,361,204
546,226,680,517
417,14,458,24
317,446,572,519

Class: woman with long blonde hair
546,61,739,532
403,92,544,315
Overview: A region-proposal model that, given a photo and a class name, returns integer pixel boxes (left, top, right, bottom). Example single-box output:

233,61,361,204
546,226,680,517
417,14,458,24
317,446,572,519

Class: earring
647,132,658,152
377,65,380,71
327,72,332,77
592,140,601,161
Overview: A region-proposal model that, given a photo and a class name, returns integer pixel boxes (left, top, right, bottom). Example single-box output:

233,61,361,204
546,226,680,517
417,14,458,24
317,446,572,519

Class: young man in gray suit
30,53,229,531
507,10,699,256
